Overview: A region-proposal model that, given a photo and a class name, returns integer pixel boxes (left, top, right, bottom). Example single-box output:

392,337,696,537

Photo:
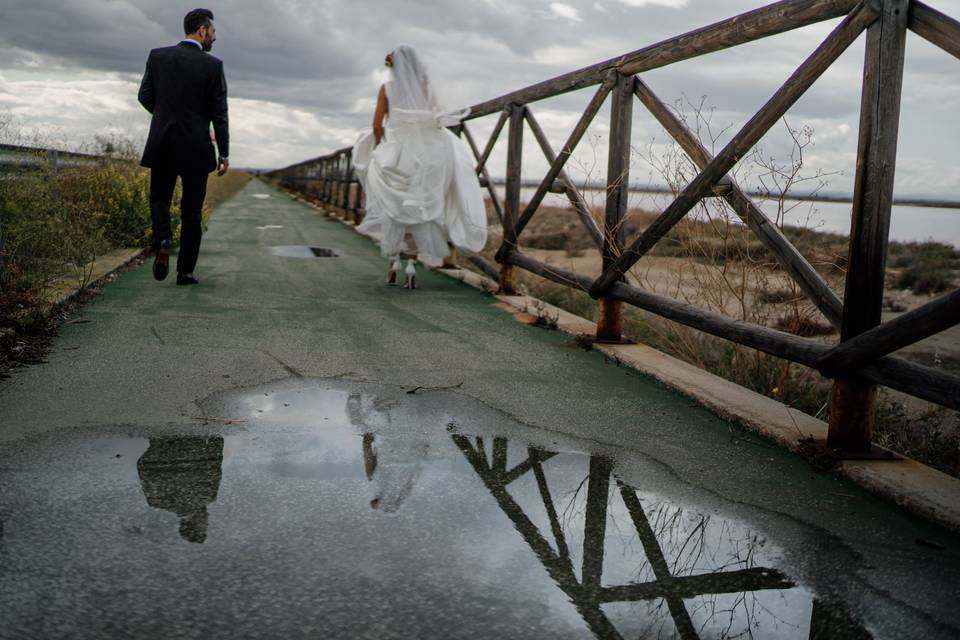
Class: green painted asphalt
1,179,958,635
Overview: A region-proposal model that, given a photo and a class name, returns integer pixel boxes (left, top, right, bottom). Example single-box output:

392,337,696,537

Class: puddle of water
252,194,271,200
256,225,285,231
267,245,342,259
0,379,957,639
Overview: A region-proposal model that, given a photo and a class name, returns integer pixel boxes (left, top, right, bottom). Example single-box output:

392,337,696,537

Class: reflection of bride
352,44,488,289
347,392,430,513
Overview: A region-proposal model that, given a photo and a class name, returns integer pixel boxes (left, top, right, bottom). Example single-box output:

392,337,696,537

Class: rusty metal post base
499,263,517,296
827,377,876,453
595,298,626,344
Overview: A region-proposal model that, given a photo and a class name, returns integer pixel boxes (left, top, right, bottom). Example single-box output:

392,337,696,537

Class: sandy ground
507,239,960,375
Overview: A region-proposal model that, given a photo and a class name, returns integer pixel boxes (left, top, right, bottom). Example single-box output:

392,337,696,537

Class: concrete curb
278,184,960,534
46,248,146,309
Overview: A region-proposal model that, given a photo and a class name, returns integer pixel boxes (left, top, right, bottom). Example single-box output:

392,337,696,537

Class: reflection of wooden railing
267,0,960,457
453,434,872,639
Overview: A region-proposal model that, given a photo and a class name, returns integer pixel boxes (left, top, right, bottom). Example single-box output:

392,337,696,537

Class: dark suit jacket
138,42,229,174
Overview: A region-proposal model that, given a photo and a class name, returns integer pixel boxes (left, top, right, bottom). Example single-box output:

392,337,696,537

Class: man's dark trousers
150,163,207,275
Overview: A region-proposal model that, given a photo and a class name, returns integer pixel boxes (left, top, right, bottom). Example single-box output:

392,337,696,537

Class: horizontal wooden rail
597,568,794,603
466,0,859,119
508,250,827,365
504,250,960,411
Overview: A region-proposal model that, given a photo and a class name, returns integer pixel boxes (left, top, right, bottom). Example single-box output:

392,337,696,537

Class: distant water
517,188,960,248
770,201,960,247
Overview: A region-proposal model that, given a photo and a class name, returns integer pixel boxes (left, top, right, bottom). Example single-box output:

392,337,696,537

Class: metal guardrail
0,144,117,172
267,0,960,457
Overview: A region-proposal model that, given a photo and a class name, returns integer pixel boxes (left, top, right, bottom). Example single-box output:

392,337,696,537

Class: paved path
0,180,958,639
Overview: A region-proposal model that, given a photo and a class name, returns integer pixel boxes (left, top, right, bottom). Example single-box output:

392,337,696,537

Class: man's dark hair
184,8,214,35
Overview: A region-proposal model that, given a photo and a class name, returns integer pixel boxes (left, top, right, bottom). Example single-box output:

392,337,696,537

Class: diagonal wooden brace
632,76,844,328
461,122,505,225
512,73,617,243
909,1,960,60
588,2,877,299
818,288,960,377
523,107,604,249
475,110,509,177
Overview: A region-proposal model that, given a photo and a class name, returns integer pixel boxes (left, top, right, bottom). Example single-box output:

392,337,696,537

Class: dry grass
0,134,252,329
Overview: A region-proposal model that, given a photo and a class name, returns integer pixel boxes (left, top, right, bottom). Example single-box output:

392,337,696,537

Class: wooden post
343,151,353,220
499,106,524,295
335,157,342,215
325,159,333,205
828,0,908,452
597,72,633,343
336,155,345,218
320,160,327,204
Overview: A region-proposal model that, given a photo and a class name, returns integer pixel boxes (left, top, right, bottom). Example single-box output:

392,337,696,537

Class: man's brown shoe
153,240,171,281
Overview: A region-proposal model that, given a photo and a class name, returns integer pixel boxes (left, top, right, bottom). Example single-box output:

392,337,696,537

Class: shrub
889,240,959,294
896,264,955,295
0,149,181,321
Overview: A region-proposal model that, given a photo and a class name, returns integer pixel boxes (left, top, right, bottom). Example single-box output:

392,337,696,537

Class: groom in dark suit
138,8,229,286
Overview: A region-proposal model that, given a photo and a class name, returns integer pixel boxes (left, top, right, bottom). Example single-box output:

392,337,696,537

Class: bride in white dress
352,45,488,289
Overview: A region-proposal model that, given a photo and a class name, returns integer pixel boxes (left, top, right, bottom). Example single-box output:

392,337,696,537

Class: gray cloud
0,0,958,194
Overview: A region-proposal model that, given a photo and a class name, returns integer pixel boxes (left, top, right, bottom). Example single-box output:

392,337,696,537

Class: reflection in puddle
1,380,957,638
137,437,224,544
349,392,429,512
223,380,870,637
267,245,342,259
453,435,870,639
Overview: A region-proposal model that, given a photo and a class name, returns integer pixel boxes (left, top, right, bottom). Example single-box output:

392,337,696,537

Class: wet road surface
1,182,958,638
2,379,959,639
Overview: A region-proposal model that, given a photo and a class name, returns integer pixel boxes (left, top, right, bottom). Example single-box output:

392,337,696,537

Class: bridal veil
352,45,487,261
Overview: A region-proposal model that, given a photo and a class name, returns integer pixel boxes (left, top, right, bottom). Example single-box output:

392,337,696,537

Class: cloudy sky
1,0,958,197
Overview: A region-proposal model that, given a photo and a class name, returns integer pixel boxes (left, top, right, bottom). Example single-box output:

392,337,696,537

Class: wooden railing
267,0,960,457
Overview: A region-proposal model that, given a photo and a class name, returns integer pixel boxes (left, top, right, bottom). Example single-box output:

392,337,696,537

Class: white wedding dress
352,46,487,263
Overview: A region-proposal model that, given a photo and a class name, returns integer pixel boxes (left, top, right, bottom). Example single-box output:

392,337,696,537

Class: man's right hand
217,157,230,176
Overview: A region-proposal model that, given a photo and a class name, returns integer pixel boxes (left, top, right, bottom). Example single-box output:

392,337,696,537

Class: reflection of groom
137,436,225,544
138,8,230,286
